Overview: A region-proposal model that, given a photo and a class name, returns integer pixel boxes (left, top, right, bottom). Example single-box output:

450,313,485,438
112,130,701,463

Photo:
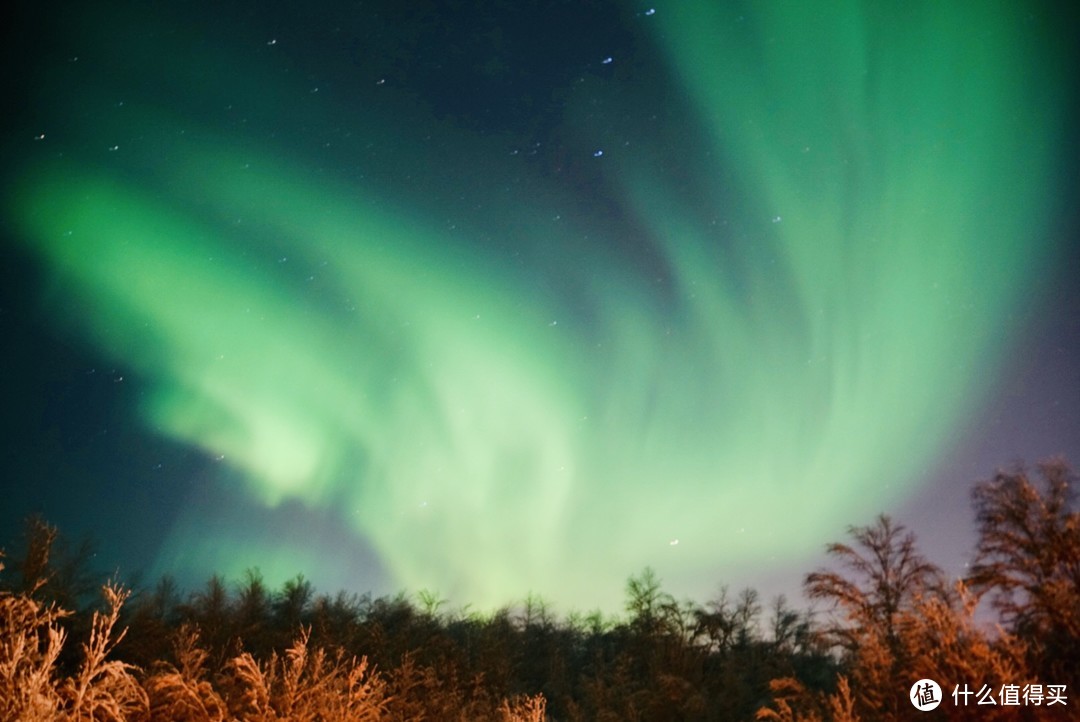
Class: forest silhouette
1,459,1076,721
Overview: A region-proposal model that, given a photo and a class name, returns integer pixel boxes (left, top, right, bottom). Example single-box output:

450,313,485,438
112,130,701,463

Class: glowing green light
7,1,1066,610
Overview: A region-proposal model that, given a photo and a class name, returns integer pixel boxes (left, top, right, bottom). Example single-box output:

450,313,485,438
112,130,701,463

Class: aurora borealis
2,0,1077,612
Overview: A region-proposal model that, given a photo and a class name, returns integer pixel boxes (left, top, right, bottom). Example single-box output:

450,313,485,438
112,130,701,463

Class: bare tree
806,514,945,653
804,515,945,722
967,458,1080,690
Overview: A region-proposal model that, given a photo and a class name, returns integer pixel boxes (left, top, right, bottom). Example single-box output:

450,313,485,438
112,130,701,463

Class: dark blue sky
2,0,1078,611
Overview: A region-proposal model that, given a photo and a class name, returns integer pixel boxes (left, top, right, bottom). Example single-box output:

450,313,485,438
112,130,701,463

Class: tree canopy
2,459,1076,721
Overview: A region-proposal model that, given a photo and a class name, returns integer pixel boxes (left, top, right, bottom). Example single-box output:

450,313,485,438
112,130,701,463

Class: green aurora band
7,1,1067,610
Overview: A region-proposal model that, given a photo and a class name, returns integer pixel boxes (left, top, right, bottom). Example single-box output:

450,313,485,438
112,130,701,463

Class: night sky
2,0,1078,614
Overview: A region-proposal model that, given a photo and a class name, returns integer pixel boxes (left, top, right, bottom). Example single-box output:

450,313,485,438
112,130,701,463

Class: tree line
1,458,1076,721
